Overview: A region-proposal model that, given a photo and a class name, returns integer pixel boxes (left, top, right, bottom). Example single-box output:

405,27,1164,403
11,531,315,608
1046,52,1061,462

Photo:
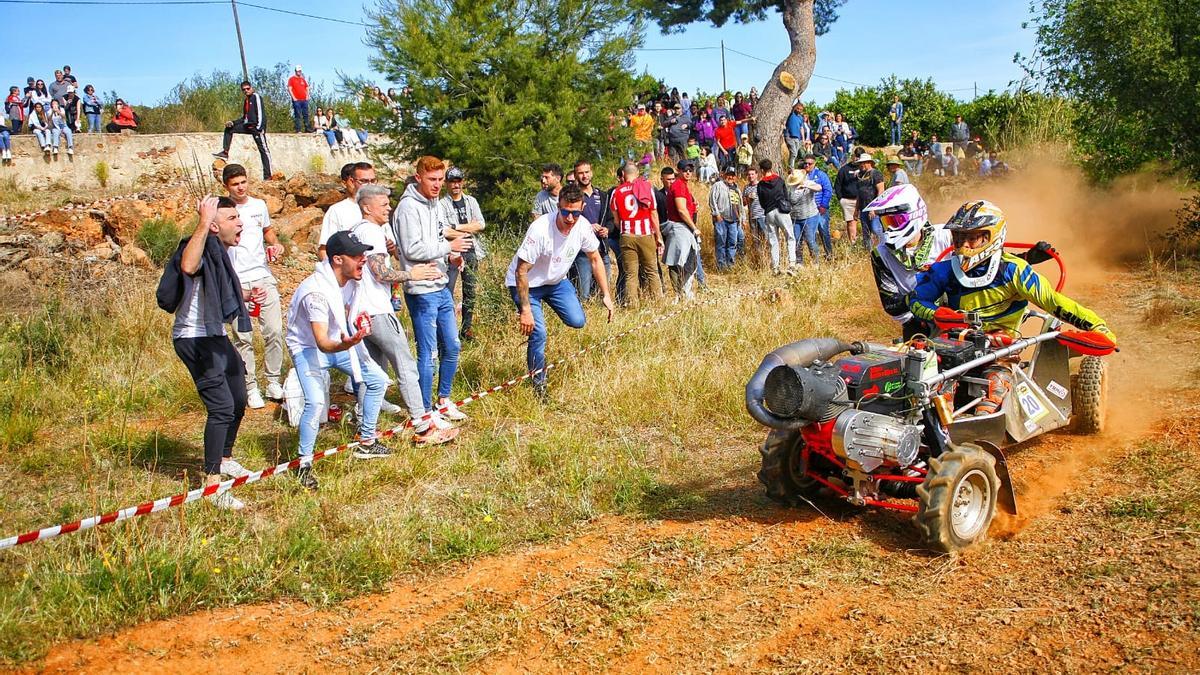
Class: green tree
364,0,645,228
639,0,847,169
826,77,961,147
1023,0,1200,180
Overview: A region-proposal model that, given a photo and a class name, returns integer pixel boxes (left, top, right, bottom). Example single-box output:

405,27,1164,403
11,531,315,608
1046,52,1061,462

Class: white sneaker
380,398,402,414
208,489,245,511
67,148,74,156
246,389,266,409
432,411,456,430
51,147,58,155
343,379,356,394
220,458,252,479
265,381,285,400
438,399,468,422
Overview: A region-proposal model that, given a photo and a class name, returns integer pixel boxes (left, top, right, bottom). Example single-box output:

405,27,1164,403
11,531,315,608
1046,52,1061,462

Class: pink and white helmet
863,184,929,251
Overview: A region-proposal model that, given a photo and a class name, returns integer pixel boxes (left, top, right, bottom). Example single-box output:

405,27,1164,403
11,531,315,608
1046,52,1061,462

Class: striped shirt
610,181,658,236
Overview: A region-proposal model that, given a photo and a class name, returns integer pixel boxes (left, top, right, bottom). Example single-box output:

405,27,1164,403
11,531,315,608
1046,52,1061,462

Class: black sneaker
353,439,394,460
212,150,229,159
297,466,319,490
532,381,549,404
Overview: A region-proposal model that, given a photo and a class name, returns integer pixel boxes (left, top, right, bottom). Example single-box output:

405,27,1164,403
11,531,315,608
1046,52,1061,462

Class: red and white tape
0,279,782,550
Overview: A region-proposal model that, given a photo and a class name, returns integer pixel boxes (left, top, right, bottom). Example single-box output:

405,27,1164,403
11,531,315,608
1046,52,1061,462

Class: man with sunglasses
213,80,273,180
507,182,614,400
318,162,377,261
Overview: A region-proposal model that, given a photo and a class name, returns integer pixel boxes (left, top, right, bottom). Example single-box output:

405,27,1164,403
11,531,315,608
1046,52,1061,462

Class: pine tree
365,0,648,228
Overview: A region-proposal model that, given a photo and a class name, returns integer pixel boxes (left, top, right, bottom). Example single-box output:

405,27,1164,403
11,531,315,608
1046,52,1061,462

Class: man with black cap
285,230,395,490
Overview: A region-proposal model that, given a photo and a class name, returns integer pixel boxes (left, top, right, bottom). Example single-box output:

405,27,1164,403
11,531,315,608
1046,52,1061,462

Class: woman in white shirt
313,107,339,151
28,102,52,154
48,99,74,157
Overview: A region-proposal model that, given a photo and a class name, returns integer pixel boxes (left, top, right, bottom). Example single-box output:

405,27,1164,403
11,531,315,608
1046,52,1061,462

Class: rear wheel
757,429,823,506
915,444,999,553
1072,356,1107,435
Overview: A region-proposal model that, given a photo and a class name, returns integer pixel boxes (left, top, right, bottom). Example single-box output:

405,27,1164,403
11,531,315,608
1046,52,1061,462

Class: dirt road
37,270,1200,673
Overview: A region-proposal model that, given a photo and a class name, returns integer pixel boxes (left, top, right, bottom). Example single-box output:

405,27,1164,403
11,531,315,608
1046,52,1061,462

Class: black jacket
833,164,861,201
757,174,791,214
157,235,251,334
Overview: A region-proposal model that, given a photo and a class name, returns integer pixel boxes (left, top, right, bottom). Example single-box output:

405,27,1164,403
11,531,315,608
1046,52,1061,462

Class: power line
236,1,372,27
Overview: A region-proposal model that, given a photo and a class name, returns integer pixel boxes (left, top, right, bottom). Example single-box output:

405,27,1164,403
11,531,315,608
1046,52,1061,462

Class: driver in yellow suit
909,200,1117,414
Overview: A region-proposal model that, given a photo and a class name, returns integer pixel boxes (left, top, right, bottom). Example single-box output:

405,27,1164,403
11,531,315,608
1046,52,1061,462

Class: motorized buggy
745,244,1116,552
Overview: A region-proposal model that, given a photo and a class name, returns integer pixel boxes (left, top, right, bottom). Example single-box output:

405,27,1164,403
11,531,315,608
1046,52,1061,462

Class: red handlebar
935,242,1066,292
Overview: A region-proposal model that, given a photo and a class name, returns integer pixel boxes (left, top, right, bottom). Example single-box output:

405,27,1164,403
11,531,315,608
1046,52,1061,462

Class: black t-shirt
451,197,468,225
856,168,885,206
834,164,861,200
654,187,671,224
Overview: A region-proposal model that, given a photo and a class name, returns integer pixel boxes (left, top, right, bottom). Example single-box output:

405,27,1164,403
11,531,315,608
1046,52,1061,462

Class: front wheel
757,429,823,506
915,444,999,553
1071,356,1107,435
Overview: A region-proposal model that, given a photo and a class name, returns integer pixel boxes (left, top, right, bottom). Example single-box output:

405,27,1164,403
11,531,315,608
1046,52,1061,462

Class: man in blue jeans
285,231,394,490
393,156,474,422
507,182,614,401
803,154,834,258
708,166,741,269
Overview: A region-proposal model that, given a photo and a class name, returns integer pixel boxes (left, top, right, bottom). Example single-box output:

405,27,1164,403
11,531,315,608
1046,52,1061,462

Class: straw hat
854,153,876,164
785,169,808,186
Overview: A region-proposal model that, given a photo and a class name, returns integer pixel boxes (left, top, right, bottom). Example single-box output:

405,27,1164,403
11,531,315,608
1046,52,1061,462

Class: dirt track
36,271,1200,673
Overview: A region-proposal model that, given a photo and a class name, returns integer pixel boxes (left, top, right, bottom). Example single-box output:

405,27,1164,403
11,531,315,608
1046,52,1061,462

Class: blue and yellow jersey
909,253,1114,338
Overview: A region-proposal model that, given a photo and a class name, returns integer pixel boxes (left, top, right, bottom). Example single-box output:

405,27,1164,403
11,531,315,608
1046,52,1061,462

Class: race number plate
1015,382,1048,423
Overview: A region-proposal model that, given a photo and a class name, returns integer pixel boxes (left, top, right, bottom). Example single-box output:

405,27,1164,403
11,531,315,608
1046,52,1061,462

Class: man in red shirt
663,161,701,298
287,65,313,133
610,161,663,305
714,115,737,172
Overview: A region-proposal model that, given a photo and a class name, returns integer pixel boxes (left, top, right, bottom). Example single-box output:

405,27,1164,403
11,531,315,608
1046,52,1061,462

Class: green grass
0,216,883,664
135,218,184,266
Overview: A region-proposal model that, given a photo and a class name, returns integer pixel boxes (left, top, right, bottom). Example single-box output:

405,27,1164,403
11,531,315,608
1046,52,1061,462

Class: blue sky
3,0,1036,105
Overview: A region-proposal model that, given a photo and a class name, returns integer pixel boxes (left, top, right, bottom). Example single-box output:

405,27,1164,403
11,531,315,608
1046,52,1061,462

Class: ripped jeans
290,347,388,458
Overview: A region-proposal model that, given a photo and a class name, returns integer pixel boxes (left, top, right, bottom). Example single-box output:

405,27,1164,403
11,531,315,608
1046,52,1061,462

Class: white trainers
438,399,468,422
265,381,285,401
208,489,245,511
246,389,266,409
380,398,402,414
220,458,252,479
432,411,456,430
67,148,74,156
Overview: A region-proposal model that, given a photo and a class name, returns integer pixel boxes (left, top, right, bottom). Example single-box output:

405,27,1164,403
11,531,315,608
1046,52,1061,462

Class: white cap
294,64,303,71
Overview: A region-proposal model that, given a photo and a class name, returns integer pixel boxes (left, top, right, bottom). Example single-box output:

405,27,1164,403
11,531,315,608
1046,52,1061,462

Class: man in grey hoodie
392,156,474,421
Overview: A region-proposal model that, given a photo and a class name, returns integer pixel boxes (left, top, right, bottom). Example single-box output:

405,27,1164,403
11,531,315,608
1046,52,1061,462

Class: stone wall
2,131,383,191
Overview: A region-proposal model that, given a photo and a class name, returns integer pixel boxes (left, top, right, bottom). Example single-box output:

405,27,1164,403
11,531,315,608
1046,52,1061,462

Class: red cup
248,300,261,318
266,246,279,263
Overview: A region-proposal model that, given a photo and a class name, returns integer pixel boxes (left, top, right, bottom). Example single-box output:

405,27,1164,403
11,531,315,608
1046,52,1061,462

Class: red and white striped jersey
610,180,657,236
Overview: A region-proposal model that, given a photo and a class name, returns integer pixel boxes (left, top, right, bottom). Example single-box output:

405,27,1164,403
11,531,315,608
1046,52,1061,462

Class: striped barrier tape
0,277,787,551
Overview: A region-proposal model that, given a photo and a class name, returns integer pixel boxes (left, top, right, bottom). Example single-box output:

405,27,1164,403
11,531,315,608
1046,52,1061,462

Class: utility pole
720,40,727,93
231,0,250,83
974,81,978,100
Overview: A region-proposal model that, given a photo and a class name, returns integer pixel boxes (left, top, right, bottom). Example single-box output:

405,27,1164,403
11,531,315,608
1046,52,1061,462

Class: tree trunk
753,0,816,172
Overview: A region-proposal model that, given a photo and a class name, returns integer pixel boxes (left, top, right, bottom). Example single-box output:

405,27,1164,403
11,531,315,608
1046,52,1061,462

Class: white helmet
862,184,928,251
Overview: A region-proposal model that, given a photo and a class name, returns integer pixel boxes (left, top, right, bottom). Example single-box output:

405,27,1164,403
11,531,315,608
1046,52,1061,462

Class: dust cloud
924,156,1190,287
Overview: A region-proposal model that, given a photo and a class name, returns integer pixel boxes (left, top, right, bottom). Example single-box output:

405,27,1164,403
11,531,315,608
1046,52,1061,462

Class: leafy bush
309,153,325,174
136,218,184,266
93,161,110,188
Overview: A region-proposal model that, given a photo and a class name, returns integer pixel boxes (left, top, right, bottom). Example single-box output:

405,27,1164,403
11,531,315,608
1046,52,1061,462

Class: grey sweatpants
364,312,428,427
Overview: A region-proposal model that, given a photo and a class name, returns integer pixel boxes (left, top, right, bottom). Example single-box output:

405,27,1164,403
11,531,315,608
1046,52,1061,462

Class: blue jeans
357,129,368,145
291,99,310,132
0,130,9,151
862,213,883,248
291,347,388,457
87,113,101,133
736,122,749,140
794,214,829,263
404,289,461,409
321,129,338,148
713,219,739,269
890,121,901,146
571,250,610,300
508,279,586,385
51,123,73,150
33,128,51,148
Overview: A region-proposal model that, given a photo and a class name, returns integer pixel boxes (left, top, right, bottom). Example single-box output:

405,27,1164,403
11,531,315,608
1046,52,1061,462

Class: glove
1095,324,1118,346
1021,241,1057,265
933,307,969,331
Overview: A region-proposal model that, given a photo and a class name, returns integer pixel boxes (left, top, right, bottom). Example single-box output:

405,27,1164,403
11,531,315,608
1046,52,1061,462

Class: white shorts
840,198,858,223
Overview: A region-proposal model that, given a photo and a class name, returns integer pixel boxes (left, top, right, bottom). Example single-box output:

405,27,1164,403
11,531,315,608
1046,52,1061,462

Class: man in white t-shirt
222,164,285,408
284,230,392,490
350,185,458,446
317,161,377,261
507,182,614,400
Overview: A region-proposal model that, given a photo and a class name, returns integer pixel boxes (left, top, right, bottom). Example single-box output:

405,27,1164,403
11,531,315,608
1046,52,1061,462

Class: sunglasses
559,208,583,219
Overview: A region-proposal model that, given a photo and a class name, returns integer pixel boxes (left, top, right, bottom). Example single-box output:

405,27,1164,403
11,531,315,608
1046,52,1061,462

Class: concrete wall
2,131,379,191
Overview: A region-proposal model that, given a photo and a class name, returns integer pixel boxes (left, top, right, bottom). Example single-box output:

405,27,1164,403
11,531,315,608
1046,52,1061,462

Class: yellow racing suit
909,252,1115,414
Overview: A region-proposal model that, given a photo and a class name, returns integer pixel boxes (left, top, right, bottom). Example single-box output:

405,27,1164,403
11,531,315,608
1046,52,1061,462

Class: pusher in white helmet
862,184,952,338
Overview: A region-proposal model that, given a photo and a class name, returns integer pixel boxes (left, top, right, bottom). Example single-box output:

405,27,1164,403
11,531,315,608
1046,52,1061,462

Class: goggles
951,230,990,247
879,212,913,231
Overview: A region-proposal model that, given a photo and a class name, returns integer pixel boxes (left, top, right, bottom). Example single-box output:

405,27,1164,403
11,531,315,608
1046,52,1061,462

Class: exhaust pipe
745,338,862,430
